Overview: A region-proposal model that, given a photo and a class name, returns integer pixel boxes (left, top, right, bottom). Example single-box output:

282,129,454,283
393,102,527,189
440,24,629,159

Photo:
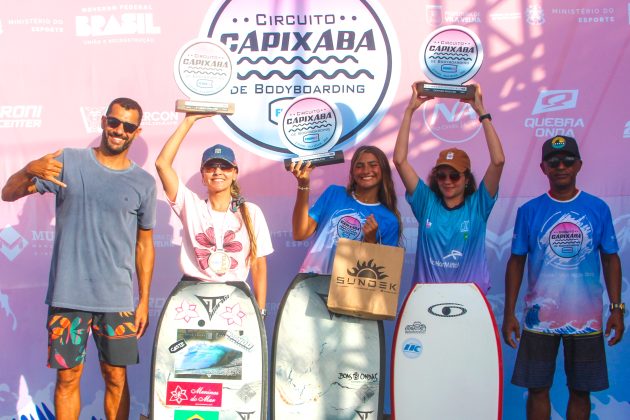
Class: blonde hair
230,181,257,264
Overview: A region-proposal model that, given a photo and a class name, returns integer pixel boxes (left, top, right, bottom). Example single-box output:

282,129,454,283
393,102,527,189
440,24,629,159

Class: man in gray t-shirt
1,97,156,420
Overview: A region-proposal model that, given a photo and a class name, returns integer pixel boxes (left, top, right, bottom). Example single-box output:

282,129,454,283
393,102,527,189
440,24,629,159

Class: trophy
417,25,484,99
278,95,345,170
173,38,235,114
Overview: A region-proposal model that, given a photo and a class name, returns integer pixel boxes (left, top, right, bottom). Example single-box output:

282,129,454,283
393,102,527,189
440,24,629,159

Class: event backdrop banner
1,1,629,419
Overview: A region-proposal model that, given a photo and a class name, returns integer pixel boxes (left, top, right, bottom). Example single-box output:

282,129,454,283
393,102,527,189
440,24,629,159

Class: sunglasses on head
105,116,139,133
436,171,463,182
203,161,235,171
545,155,577,168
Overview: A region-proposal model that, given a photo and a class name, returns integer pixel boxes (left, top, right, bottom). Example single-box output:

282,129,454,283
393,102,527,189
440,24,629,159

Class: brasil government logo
198,0,400,160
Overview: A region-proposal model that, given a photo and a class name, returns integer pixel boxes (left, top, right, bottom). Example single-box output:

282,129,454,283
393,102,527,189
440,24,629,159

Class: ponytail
230,181,257,264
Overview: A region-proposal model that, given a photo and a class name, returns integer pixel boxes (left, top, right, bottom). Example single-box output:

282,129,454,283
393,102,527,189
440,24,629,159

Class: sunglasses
435,171,463,182
105,116,139,133
203,161,235,171
546,155,577,168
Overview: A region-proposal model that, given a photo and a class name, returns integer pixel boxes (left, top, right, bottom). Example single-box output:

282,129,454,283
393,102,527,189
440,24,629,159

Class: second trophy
417,25,484,99
278,95,345,170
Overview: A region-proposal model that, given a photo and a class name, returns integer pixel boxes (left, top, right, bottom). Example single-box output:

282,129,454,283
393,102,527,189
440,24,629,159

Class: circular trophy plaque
278,96,344,170
173,38,236,114
418,25,484,99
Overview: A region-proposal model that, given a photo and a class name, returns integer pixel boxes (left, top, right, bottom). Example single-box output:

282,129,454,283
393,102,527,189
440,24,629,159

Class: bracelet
610,302,626,314
260,308,268,318
478,113,492,123
297,185,310,191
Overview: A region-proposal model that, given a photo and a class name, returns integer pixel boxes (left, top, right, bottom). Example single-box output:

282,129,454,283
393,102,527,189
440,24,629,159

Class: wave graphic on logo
427,54,472,61
288,123,333,132
238,55,359,65
238,69,374,80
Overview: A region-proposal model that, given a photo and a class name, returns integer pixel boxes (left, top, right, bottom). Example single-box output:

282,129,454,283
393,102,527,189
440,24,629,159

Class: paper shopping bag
328,238,404,320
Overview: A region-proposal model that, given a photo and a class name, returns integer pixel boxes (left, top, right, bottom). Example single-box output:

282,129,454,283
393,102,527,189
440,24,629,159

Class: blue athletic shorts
511,330,608,392
47,306,139,369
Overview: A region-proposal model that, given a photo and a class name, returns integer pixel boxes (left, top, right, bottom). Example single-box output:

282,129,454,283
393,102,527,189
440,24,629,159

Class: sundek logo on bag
335,259,397,294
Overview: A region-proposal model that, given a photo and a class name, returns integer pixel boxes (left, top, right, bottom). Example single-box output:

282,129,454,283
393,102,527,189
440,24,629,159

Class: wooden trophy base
175,99,235,115
283,150,345,170
416,82,475,99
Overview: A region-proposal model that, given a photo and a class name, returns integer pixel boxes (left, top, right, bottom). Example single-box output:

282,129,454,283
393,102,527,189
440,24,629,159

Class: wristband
610,302,625,314
478,113,492,123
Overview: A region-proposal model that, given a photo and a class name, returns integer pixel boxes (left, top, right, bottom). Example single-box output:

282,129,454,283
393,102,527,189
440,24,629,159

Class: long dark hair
428,166,477,199
346,145,402,242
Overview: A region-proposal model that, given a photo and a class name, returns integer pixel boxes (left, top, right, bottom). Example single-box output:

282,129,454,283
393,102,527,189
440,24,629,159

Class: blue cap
201,144,237,169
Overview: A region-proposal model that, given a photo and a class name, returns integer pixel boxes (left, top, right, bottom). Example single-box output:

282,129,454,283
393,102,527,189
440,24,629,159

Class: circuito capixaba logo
198,0,400,160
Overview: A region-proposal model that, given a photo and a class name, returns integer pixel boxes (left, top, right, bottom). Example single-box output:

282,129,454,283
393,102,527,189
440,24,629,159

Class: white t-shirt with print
169,180,273,282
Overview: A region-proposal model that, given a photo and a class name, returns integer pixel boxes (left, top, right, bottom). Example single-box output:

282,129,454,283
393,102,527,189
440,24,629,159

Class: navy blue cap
201,144,237,168
542,135,581,161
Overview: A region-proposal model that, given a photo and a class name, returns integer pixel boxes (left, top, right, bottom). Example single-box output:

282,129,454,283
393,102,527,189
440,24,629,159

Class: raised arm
289,161,318,240
393,82,433,194
2,149,66,202
460,84,505,197
155,114,215,201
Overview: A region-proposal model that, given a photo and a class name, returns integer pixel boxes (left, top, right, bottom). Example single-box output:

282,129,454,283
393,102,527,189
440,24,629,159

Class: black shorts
47,307,139,369
511,330,608,392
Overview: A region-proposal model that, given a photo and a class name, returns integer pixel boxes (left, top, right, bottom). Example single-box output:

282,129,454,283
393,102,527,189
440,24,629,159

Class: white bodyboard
392,283,502,420
150,279,267,420
271,274,384,419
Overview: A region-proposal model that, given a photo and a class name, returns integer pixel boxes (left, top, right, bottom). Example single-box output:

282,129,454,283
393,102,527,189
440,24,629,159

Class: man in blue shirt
502,135,624,420
2,97,157,420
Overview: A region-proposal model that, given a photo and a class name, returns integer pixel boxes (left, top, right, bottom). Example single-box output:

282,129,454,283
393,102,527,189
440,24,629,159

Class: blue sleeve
511,205,529,256
477,181,498,220
308,185,336,224
34,149,66,195
138,177,157,230
599,202,619,254
405,179,431,220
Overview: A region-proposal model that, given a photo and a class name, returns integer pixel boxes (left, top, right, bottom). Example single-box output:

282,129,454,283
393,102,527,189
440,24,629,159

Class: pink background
1,1,629,418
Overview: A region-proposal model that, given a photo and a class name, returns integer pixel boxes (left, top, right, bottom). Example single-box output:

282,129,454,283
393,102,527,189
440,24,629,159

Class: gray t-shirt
35,148,157,312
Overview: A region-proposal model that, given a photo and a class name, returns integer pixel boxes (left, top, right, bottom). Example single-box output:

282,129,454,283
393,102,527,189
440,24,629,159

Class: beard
101,131,132,155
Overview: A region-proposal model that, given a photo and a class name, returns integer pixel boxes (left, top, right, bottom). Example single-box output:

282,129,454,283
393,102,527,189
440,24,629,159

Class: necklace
352,191,379,205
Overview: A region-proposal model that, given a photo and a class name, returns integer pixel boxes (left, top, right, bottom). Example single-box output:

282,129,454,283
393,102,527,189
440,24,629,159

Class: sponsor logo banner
0,226,29,261
166,382,222,407
198,0,400,160
174,409,219,420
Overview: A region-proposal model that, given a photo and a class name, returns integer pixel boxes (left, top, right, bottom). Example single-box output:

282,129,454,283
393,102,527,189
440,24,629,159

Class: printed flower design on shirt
194,227,243,275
